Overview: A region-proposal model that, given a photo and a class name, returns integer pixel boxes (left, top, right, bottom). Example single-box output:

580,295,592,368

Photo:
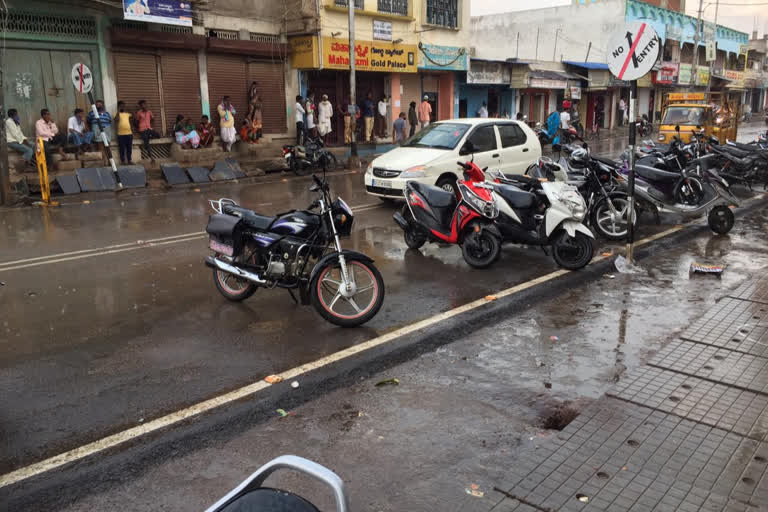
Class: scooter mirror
217,488,320,512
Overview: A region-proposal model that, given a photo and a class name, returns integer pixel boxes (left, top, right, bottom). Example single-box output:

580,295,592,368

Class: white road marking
0,203,385,273
0,220,701,489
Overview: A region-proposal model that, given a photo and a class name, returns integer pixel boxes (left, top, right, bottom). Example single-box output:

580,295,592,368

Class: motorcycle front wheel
461,229,501,269
310,259,385,327
552,231,594,270
590,194,635,241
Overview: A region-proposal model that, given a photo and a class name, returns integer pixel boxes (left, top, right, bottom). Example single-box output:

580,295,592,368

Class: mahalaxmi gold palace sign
290,36,418,73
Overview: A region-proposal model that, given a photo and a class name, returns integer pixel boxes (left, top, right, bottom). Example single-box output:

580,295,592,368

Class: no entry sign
607,21,660,82
71,62,93,94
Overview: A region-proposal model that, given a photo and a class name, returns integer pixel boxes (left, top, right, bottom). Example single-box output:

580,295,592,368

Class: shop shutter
114,52,163,132
160,51,202,135
207,54,247,129
247,60,286,134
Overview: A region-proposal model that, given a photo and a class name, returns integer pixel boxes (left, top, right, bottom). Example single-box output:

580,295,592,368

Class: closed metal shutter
247,60,286,134
160,50,202,135
207,54,247,129
113,52,163,132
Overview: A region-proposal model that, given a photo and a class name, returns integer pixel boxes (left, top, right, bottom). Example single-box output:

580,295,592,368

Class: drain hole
627,439,639,447
576,493,590,503
713,355,725,360
732,338,742,343
703,365,715,370
668,396,681,402
755,316,761,319
742,477,755,486
681,384,692,390
740,329,749,334
596,472,609,480
755,456,767,464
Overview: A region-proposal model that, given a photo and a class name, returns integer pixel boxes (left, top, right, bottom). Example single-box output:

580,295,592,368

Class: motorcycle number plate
372,179,392,188
209,238,234,256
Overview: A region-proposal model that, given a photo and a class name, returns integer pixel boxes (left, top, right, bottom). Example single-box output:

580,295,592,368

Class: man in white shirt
560,109,571,130
376,96,388,138
305,91,316,138
294,95,305,145
5,108,34,164
67,108,94,152
317,94,333,144
619,98,626,127
477,101,488,118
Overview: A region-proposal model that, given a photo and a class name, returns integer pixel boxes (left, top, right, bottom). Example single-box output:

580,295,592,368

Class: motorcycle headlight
400,165,427,179
463,187,498,219
555,190,586,219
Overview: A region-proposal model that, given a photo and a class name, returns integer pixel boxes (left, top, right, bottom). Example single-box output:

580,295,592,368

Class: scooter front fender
560,220,595,239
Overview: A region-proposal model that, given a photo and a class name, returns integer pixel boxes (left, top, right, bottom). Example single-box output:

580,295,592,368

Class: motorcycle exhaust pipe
205,256,268,285
392,211,410,231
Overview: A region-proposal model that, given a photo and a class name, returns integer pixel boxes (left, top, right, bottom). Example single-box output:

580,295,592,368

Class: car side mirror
459,141,475,156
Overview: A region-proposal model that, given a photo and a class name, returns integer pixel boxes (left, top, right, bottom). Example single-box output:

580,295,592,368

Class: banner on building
678,63,692,84
289,36,320,69
323,38,417,73
739,44,749,56
706,41,717,62
569,86,581,100
696,67,710,86
373,20,392,41
467,60,510,84
725,69,745,88
418,44,467,71
122,0,192,27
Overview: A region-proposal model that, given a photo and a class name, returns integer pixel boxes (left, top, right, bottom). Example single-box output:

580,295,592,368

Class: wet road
0,123,766,503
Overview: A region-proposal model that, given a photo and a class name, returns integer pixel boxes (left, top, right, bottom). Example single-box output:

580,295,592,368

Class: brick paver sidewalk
487,275,768,512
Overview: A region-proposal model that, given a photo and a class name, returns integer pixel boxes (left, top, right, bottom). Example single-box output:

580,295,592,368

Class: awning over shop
562,61,609,71
527,69,582,89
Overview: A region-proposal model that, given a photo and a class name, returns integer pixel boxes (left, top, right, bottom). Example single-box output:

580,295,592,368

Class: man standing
393,112,407,144
559,104,571,131
305,91,316,139
618,97,626,127
136,100,160,162
87,99,113,149
217,95,237,152
418,95,432,129
363,92,375,142
35,109,66,156
477,101,488,118
408,101,418,137
5,109,35,166
317,94,333,144
294,95,305,145
376,95,388,138
67,108,94,153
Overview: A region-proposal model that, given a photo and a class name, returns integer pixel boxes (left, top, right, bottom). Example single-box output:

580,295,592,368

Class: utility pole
585,41,592,63
348,0,359,166
691,0,704,85
0,49,9,205
705,0,719,98
535,28,539,60
553,29,560,61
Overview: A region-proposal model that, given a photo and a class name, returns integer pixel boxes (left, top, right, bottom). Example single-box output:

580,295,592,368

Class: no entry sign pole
607,22,660,265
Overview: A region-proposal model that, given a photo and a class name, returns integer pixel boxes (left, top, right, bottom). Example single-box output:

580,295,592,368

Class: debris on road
276,408,289,417
689,262,726,277
604,274,616,279
614,255,643,274
549,335,559,341
465,484,484,498
264,375,283,384
291,381,299,389
485,295,498,301
375,378,400,387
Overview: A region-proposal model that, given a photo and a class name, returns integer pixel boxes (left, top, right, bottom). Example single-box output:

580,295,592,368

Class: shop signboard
569,86,581,100
529,78,567,89
418,44,467,71
122,0,192,27
289,36,320,69
467,60,509,84
696,67,710,86
678,63,692,84
725,69,745,88
323,38,417,73
656,62,678,84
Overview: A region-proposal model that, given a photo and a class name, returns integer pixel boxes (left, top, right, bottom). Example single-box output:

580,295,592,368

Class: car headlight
366,163,373,175
400,165,427,179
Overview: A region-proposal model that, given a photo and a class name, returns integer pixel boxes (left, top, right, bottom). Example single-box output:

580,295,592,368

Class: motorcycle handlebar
457,161,470,169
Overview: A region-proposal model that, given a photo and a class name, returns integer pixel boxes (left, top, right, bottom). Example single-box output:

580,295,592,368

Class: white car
365,118,542,199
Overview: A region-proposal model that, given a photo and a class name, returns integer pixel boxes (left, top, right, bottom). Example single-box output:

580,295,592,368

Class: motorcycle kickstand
287,288,299,305
541,245,550,256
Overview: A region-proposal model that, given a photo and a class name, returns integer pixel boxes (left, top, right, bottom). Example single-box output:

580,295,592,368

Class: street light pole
705,0,719,98
691,0,704,85
348,0,358,164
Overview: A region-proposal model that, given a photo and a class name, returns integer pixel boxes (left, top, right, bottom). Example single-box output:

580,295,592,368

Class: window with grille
6,10,97,39
335,0,364,8
160,25,193,34
426,0,458,28
378,0,408,16
209,28,239,40
250,33,281,44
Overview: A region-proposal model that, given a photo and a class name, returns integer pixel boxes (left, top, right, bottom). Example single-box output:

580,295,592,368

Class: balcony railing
378,0,408,16
426,0,457,28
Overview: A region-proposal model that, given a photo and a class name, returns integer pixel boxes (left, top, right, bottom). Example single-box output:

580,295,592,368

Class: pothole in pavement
596,471,610,480
755,456,767,464
627,439,640,447
540,401,581,431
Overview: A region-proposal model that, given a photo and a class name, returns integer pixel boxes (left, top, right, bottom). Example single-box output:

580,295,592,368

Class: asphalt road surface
1,122,766,510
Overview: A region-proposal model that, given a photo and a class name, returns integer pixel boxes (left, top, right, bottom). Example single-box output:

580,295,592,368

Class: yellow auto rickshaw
657,92,738,144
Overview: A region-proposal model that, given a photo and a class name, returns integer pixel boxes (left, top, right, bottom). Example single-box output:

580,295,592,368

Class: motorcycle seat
493,184,536,209
635,164,680,182
409,181,456,208
727,141,760,152
591,155,619,167
223,205,275,230
712,144,752,159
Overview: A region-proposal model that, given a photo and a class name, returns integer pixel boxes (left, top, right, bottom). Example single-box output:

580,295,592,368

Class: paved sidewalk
489,275,768,511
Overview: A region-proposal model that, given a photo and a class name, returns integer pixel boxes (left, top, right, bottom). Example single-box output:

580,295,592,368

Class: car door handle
523,148,529,152
492,153,499,158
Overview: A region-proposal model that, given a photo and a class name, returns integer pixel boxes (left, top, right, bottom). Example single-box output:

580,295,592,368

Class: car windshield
402,123,470,150
662,106,706,126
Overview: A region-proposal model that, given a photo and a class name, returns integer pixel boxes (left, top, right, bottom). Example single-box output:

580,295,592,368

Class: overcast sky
471,0,766,37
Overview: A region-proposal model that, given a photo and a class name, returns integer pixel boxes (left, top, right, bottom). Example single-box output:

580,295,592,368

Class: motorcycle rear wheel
400,205,427,249
310,259,385,327
461,230,501,269
552,231,594,270
212,255,258,302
